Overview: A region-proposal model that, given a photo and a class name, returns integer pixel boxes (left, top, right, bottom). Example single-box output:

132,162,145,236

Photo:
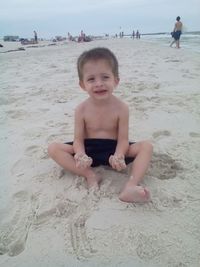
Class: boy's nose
95,79,103,86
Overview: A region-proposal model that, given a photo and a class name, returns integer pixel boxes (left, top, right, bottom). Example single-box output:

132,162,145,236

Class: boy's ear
79,80,86,90
115,77,120,85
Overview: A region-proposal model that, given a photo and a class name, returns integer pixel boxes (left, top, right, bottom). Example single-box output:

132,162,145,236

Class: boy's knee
141,140,153,154
48,142,58,157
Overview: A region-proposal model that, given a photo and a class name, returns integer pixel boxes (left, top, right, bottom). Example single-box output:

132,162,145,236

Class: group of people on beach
132,30,140,39
31,15,182,48
20,31,38,45
116,30,140,39
67,30,92,43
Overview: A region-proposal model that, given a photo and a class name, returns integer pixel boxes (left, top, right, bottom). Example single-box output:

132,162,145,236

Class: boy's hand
74,153,93,169
109,155,126,171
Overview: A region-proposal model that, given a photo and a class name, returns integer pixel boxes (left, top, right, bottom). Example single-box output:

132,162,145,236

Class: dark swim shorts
65,138,135,167
173,30,182,40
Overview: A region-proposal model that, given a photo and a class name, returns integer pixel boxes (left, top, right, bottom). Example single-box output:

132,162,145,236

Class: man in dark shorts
170,16,183,48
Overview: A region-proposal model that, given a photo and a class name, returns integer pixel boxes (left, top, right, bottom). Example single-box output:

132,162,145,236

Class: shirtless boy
48,47,153,203
170,16,183,48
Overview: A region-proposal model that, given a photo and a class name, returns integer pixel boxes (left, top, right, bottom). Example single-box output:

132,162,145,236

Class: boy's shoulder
113,95,129,109
75,97,90,112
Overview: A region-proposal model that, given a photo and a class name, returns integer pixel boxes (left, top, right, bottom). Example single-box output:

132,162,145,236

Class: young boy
48,47,153,203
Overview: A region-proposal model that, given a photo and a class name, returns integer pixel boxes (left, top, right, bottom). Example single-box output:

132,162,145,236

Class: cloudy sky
0,0,199,38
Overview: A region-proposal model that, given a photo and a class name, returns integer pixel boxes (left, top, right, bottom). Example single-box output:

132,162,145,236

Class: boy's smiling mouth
94,89,107,94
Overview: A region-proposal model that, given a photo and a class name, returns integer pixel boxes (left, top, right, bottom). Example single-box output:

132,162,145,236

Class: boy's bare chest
84,109,118,130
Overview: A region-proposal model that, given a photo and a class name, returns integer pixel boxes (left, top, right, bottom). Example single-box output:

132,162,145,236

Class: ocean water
141,32,200,53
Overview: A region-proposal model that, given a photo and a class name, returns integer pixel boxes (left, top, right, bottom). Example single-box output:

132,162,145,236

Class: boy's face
79,59,119,100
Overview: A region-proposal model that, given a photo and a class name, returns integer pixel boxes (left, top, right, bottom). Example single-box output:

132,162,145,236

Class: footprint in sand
25,145,40,156
0,191,39,256
149,180,186,211
69,214,97,260
182,74,196,79
32,199,78,227
46,133,67,143
181,68,190,74
39,108,50,112
181,69,196,79
189,132,200,138
25,145,48,159
11,158,35,177
153,82,160,89
148,152,183,180
152,130,171,139
165,59,180,63
46,121,67,128
0,97,17,106
65,189,100,260
6,110,27,120
136,233,161,260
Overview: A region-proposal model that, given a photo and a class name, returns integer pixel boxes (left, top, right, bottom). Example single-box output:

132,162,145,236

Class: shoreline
1,31,200,53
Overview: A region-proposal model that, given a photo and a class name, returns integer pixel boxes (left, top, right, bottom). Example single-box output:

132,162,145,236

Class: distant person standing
132,30,135,39
136,30,140,39
34,31,38,43
170,16,182,48
80,30,85,42
68,32,73,41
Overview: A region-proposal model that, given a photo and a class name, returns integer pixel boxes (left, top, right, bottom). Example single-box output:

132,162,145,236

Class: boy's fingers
74,154,92,169
109,155,114,166
111,157,118,169
76,161,81,168
117,162,124,171
120,161,126,169
109,155,126,171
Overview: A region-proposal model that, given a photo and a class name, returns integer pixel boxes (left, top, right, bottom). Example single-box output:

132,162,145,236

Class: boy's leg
48,143,101,188
119,141,153,203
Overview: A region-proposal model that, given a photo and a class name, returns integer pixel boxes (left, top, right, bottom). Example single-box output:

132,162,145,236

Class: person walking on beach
48,47,153,203
34,30,38,43
170,16,182,48
132,30,135,39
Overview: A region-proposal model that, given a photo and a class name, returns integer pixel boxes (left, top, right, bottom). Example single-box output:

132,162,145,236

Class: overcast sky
0,0,199,38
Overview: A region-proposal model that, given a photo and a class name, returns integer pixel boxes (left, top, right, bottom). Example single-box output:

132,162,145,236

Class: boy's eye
103,75,109,79
87,77,94,82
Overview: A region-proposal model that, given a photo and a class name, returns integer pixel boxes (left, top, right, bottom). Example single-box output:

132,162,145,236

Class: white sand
0,38,200,267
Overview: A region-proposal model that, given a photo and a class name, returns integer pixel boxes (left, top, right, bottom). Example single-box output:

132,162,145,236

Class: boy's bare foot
119,182,150,203
86,173,102,189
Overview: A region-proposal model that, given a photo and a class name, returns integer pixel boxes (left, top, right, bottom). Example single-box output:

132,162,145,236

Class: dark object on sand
0,47,25,53
20,39,37,45
3,36,19,42
171,32,175,38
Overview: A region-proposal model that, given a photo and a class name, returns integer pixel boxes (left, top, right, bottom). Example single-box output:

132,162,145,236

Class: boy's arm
109,103,129,171
115,103,129,156
73,105,85,154
73,105,93,168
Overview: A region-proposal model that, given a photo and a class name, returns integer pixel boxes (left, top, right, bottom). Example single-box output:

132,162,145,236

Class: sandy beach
0,38,200,267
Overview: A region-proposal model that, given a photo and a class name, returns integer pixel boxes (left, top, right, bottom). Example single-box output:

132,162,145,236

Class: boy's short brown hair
77,47,119,81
